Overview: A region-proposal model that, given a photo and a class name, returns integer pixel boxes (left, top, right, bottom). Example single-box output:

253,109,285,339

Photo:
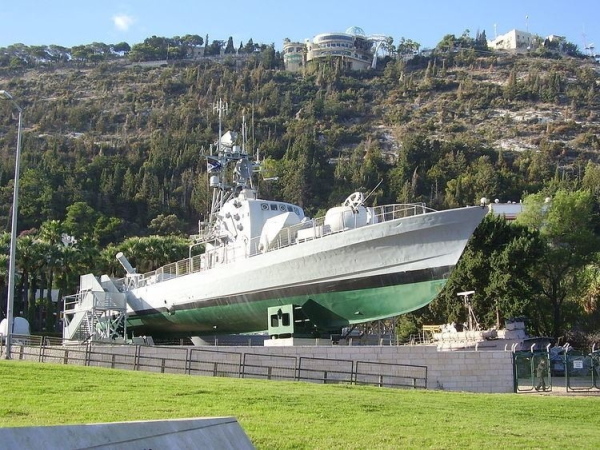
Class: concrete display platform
0,417,254,449
264,337,333,346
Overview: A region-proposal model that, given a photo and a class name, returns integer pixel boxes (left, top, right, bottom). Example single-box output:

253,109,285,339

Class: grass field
1,361,599,449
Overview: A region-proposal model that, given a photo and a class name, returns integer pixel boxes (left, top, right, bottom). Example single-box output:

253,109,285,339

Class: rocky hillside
0,51,599,234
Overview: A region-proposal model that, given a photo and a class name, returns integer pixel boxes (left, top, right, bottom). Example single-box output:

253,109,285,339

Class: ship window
271,315,278,327
261,203,268,210
287,205,293,212
279,204,286,211
294,207,300,215
282,313,290,326
270,204,278,211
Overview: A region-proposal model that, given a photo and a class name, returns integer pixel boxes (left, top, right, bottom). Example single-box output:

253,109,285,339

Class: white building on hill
488,29,537,51
489,201,524,221
284,26,375,72
283,40,305,72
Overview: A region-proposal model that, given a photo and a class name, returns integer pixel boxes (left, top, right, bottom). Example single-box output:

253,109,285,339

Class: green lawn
1,361,599,449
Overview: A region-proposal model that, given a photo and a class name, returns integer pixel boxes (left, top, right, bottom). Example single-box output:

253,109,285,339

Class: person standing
535,357,548,391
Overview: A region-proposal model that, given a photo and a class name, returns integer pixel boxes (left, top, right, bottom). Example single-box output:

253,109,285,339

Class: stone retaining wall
194,345,514,393
11,343,515,393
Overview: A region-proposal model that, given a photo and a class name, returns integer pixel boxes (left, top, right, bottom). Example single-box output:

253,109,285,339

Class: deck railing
117,203,434,290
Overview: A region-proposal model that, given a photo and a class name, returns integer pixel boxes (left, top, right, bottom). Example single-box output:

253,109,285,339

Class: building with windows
488,29,538,51
283,26,375,72
283,40,305,72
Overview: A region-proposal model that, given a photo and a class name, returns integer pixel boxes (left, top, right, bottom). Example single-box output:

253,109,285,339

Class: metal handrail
115,203,434,290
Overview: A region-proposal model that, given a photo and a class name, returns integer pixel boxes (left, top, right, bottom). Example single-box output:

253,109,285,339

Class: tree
47,45,70,63
0,233,9,319
112,42,131,54
517,189,600,337
384,36,395,56
71,45,93,63
18,168,55,229
457,29,475,49
63,202,99,239
430,214,544,330
280,126,331,211
62,202,123,245
15,235,44,322
101,235,190,275
397,37,420,57
503,69,518,100
244,38,256,53
475,30,488,51
260,44,276,69
436,34,457,53
205,40,224,56
181,34,203,47
148,214,184,236
224,37,235,54
563,41,581,57
582,161,600,197
37,220,65,331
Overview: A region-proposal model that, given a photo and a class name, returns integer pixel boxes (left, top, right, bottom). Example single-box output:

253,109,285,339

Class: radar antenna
457,291,480,332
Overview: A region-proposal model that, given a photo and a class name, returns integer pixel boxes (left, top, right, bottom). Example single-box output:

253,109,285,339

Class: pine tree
224,36,235,54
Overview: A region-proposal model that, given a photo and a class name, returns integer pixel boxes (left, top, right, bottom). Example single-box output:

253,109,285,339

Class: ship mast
215,99,228,213
201,100,259,240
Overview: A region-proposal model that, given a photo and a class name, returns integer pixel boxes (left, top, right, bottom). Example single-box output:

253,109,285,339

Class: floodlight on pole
0,89,23,360
457,291,479,332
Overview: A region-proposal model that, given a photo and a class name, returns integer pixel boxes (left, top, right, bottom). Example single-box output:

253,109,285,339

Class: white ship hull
125,205,486,336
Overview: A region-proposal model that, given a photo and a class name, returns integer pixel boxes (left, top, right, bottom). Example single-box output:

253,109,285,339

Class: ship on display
62,102,488,343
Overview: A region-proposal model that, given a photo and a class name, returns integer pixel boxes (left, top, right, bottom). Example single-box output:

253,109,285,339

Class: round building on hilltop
283,27,375,72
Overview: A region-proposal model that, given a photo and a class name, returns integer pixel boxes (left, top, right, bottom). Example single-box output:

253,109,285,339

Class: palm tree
16,235,38,319
98,243,122,276
25,239,46,327
107,235,190,275
0,232,10,319
38,220,64,331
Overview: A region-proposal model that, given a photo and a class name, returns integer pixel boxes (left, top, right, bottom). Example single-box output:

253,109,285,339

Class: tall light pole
0,90,23,360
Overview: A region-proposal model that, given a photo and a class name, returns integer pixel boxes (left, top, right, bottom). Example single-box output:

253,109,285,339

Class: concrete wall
194,345,515,393
12,343,515,393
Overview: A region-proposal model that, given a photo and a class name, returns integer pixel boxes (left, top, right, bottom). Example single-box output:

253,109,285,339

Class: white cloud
113,14,134,32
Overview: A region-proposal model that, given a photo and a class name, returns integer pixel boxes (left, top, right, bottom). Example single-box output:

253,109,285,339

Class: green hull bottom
127,278,448,337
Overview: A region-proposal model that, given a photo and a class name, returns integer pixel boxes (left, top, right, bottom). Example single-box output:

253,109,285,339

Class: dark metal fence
514,348,600,393
188,348,242,378
564,350,600,392
241,353,297,381
1,334,427,390
355,361,428,389
513,352,551,392
297,357,354,385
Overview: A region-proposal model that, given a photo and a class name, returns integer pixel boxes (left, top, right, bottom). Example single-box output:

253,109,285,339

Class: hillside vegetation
1,51,599,226
0,40,599,338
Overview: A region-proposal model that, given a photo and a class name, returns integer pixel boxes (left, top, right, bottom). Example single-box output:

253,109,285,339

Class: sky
0,0,598,53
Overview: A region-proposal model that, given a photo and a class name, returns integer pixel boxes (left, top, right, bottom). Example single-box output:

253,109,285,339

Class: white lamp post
1,90,23,360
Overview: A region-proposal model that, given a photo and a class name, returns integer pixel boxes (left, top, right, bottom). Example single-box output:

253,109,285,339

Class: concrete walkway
0,417,254,449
